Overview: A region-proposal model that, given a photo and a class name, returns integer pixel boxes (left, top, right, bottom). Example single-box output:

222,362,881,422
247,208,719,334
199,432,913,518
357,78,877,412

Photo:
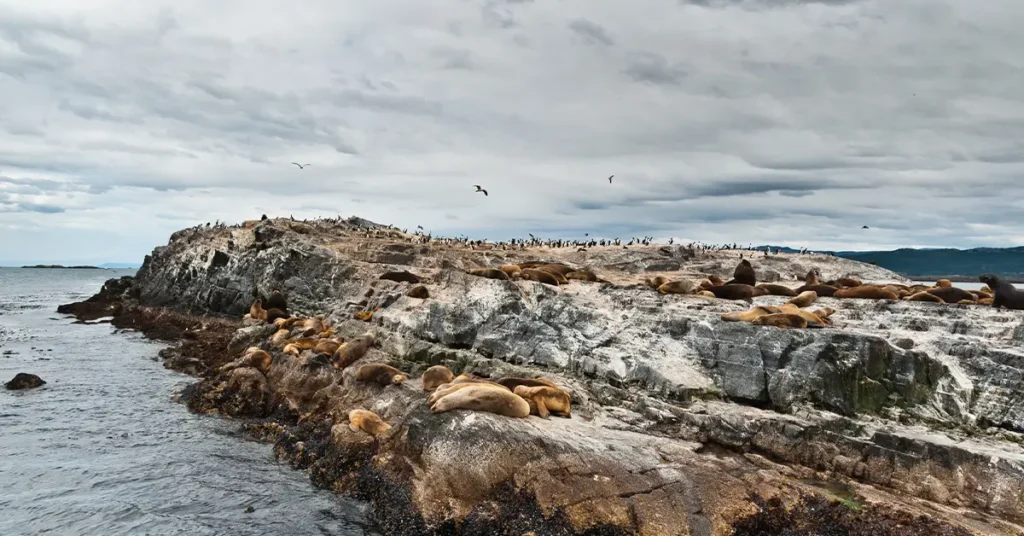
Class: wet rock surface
59,218,1024,535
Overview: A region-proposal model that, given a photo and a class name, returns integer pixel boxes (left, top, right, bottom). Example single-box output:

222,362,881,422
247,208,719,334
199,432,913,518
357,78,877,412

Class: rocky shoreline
57,218,1024,535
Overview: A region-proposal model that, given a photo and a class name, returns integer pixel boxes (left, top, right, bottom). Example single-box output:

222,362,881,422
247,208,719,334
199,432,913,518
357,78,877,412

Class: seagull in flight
292,162,311,169
862,225,869,229
608,175,614,184
473,185,488,196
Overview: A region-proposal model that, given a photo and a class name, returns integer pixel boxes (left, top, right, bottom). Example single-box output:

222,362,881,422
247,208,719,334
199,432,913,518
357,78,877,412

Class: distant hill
21,264,101,269
759,246,1024,280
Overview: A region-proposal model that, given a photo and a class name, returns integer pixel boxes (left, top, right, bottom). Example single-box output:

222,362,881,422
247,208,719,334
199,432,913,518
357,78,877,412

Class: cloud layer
2,0,1023,263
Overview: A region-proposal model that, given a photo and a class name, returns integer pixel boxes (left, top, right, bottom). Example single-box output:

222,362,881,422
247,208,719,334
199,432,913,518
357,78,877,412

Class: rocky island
59,217,1024,536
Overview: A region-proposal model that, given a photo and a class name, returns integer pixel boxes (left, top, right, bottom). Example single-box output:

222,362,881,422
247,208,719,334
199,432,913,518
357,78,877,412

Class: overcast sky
2,0,1023,264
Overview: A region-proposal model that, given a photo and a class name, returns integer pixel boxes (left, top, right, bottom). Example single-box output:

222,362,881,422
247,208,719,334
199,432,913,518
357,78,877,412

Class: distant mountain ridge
758,245,1024,279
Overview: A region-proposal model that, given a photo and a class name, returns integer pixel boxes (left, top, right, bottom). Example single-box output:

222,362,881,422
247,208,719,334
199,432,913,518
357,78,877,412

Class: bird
473,185,488,196
608,175,614,184
862,225,869,229
292,162,311,169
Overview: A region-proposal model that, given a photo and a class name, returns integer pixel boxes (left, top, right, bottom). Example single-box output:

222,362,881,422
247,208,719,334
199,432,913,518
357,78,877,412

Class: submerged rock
5,373,46,390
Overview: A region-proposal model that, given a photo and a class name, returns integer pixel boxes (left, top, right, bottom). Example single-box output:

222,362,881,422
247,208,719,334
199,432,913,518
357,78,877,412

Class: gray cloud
1,0,1023,264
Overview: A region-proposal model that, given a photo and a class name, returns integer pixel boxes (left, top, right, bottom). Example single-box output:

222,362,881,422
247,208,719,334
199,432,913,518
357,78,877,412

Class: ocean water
0,268,374,536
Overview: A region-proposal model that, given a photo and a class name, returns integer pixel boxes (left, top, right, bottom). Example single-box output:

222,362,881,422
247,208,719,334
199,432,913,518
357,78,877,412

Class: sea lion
427,379,508,406
421,365,455,392
969,290,993,300
905,291,944,303
751,313,808,329
721,305,780,322
266,308,290,323
354,363,408,386
499,264,522,279
707,275,725,286
926,286,976,304
658,280,696,295
380,270,422,284
513,385,572,419
935,279,952,288
834,278,862,288
778,304,827,328
533,267,568,285
495,377,559,391
804,270,820,285
430,384,531,418
249,299,267,321
5,373,46,390
313,338,344,355
809,307,835,319
468,268,510,281
275,317,305,329
537,263,575,277
348,409,391,437
724,259,756,286
517,261,550,270
786,290,818,308
834,286,899,300
708,284,767,302
697,290,716,298
282,337,318,355
755,283,798,297
566,270,599,282
332,332,376,369
406,285,430,299
269,329,291,347
521,269,560,286
301,317,327,337
979,274,1024,310
794,284,838,297
979,297,995,306
646,275,669,289
353,310,374,321
224,348,272,375
265,289,288,313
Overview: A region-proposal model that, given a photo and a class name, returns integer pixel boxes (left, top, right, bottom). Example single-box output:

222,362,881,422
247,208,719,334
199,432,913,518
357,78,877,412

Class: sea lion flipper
536,399,550,419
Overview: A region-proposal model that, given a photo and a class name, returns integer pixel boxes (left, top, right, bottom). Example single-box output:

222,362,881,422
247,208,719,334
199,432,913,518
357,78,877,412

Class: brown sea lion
969,290,993,300
926,286,976,304
269,329,291,348
516,261,549,270
265,308,290,323
249,299,267,321
834,278,862,288
755,283,798,297
805,270,820,285
313,338,344,355
430,384,531,418
834,286,899,300
566,270,599,282
348,409,391,437
495,377,559,391
979,274,1024,310
467,268,510,281
707,275,725,286
794,284,838,297
979,297,995,306
537,263,575,277
786,290,818,308
354,363,408,386
380,271,422,284
536,268,569,285
427,378,509,406
646,275,669,289
905,291,944,303
421,365,455,392
275,317,305,329
222,348,273,375
809,307,835,319
406,285,430,299
521,269,560,286
513,385,572,418
725,259,756,286
751,313,808,329
778,304,827,328
353,310,374,321
658,280,696,295
708,284,767,302
332,332,376,369
499,264,522,279
720,306,780,322
697,290,716,298
282,337,319,355
935,279,952,288
265,289,288,312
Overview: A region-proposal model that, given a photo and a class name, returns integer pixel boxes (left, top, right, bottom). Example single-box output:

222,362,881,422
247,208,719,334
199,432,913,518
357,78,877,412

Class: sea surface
0,268,374,536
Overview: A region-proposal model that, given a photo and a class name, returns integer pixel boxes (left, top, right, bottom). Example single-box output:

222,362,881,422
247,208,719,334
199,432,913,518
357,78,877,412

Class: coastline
56,218,1024,536
19,264,104,269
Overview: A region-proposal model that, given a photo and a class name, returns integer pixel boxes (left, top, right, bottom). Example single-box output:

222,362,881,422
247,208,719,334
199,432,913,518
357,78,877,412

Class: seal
708,284,768,302
566,270,599,282
406,285,430,299
979,274,1024,310
979,297,995,306
786,290,818,308
646,275,669,289
265,289,288,313
751,313,808,329
348,409,391,437
499,264,522,279
707,275,725,286
935,279,952,288
266,308,290,323
313,337,344,355
249,299,267,321
354,363,408,386
332,332,376,369
926,286,976,304
427,378,508,405
282,337,319,355
421,365,455,392
658,280,696,295
969,290,993,300
467,268,510,281
495,377,559,391
809,307,835,320
380,271,422,284
5,372,46,390
834,286,899,300
520,269,560,286
778,304,827,328
270,329,291,348
513,385,572,418
536,263,575,277
833,277,861,288
724,259,756,286
222,348,273,375
721,305,780,323
804,270,820,285
697,290,716,298
755,283,798,297
794,284,838,297
429,384,531,418
533,267,568,285
905,291,944,303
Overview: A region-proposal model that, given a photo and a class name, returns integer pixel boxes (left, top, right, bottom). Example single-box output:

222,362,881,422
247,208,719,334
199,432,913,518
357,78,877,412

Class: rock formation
59,217,1024,536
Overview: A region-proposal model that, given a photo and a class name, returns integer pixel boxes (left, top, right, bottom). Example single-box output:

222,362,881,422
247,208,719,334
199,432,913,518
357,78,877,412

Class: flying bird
292,162,311,169
608,175,614,184
862,225,870,229
473,185,488,196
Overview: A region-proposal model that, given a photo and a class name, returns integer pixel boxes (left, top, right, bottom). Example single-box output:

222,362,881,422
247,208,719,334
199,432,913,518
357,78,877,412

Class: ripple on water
0,268,375,536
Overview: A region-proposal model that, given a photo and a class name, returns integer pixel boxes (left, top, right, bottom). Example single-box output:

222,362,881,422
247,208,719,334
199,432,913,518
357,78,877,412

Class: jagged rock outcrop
68,218,1024,535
